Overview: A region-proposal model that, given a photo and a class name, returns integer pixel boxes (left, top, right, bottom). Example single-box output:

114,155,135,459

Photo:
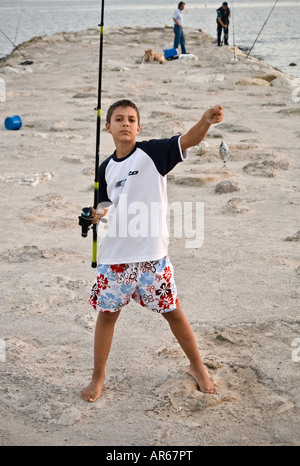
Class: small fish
219,141,229,168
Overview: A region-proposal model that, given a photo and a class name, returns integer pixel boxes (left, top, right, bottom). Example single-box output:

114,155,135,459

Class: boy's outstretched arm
180,105,224,151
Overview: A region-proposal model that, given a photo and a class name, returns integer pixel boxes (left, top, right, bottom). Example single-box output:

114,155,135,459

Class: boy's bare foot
188,363,218,394
81,372,105,402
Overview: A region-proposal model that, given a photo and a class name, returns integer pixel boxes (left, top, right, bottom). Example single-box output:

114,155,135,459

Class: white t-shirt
97,136,187,264
173,8,183,26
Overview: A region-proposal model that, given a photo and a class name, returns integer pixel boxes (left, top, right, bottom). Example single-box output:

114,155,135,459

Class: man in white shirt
173,2,187,54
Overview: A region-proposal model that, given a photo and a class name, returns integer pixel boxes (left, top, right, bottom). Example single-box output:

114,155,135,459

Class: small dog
142,49,165,64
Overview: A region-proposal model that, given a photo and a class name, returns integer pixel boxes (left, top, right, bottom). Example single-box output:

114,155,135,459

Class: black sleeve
98,156,112,206
138,136,184,177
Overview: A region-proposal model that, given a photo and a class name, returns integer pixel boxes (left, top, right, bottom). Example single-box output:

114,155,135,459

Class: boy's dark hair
178,2,185,7
106,99,140,125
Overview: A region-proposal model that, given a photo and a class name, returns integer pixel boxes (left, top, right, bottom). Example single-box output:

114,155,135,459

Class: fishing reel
78,207,93,238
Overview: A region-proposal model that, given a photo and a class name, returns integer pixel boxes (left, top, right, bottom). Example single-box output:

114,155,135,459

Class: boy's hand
91,205,108,224
180,105,224,151
204,105,224,125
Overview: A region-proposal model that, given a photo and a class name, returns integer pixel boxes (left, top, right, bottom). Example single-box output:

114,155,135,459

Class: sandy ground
0,26,299,446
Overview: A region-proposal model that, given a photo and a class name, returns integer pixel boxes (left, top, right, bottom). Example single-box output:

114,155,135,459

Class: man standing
173,2,187,54
216,2,231,46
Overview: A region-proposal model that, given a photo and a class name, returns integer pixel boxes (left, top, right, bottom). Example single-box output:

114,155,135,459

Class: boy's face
106,106,140,145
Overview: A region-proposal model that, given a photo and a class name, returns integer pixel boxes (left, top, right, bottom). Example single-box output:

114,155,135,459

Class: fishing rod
246,0,279,59
0,26,26,58
78,0,105,268
92,0,105,268
230,0,237,61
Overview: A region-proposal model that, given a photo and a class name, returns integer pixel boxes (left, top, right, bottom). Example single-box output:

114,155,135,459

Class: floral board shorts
89,256,179,313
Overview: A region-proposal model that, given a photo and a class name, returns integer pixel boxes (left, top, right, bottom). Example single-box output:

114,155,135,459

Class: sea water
0,0,299,78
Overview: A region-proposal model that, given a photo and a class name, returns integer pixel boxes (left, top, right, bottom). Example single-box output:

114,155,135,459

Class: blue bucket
163,48,178,59
5,115,22,130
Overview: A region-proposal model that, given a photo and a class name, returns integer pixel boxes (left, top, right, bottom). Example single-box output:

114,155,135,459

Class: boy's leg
81,310,120,402
162,304,217,394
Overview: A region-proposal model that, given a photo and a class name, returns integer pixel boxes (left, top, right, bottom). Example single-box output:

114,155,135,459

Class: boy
81,100,224,402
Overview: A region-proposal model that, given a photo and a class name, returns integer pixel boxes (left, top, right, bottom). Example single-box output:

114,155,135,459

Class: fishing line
246,0,279,59
13,9,23,45
0,27,26,58
230,0,237,61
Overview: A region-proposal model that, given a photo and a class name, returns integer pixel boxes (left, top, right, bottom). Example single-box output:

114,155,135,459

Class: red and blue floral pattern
89,256,178,313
